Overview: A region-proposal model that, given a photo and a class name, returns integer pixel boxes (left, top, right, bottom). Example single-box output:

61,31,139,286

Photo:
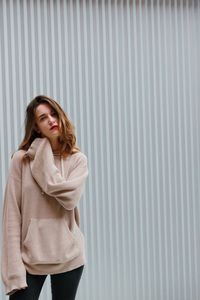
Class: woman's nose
48,115,55,124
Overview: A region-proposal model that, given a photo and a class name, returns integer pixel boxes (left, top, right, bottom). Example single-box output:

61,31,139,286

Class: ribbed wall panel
0,1,200,299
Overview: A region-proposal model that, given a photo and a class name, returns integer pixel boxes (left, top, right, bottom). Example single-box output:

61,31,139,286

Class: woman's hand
24,138,46,160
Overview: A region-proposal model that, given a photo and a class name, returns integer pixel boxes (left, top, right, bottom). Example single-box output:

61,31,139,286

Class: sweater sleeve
1,151,28,295
29,138,88,210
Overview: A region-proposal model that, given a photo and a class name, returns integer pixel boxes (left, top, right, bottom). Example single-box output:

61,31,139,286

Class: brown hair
18,95,79,156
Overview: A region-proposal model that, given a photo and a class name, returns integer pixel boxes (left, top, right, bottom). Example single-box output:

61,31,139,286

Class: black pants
9,265,84,300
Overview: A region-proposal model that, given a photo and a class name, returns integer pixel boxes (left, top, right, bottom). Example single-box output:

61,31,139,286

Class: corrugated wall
0,0,200,299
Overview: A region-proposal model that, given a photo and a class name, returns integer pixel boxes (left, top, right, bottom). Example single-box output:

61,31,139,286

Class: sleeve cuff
6,280,28,296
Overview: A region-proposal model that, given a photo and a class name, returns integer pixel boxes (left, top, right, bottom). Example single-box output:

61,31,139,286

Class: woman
1,95,88,300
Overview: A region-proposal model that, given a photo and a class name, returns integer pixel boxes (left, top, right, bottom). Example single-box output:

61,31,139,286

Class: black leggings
9,265,84,300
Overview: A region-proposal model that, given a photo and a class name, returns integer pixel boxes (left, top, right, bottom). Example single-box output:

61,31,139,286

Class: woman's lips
50,125,59,131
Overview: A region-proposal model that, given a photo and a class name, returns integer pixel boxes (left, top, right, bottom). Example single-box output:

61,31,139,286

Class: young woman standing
1,95,88,300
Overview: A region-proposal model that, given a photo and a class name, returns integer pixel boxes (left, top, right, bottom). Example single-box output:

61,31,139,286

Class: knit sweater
1,138,88,295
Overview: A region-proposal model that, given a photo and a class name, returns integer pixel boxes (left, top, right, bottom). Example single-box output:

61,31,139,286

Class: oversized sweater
1,138,88,295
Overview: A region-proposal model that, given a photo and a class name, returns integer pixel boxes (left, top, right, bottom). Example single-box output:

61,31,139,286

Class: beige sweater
1,138,88,295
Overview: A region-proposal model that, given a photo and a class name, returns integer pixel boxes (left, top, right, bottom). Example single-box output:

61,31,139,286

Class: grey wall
0,1,200,299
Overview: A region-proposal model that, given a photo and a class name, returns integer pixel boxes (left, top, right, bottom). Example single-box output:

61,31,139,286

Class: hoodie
1,138,88,295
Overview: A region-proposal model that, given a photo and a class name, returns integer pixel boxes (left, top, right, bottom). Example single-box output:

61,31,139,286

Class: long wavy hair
18,95,79,156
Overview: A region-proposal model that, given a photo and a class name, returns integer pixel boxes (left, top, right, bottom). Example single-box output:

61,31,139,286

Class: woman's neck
50,139,61,152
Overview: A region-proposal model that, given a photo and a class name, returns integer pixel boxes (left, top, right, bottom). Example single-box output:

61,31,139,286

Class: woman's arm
1,151,28,295
27,138,88,210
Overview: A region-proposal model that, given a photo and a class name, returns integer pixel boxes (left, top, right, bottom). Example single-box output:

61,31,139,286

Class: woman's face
35,103,60,141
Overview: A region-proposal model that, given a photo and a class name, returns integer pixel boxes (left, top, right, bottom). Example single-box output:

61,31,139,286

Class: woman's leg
50,265,84,300
9,272,47,300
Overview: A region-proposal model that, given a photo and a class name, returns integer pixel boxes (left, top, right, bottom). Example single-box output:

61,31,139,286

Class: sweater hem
24,255,86,275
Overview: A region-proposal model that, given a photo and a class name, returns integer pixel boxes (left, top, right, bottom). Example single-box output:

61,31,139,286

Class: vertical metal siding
0,1,200,299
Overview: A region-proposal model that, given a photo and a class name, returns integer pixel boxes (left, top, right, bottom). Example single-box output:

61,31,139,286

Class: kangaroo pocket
22,218,84,265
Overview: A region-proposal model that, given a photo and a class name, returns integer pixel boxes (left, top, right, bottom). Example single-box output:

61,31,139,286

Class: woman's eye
40,116,46,121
